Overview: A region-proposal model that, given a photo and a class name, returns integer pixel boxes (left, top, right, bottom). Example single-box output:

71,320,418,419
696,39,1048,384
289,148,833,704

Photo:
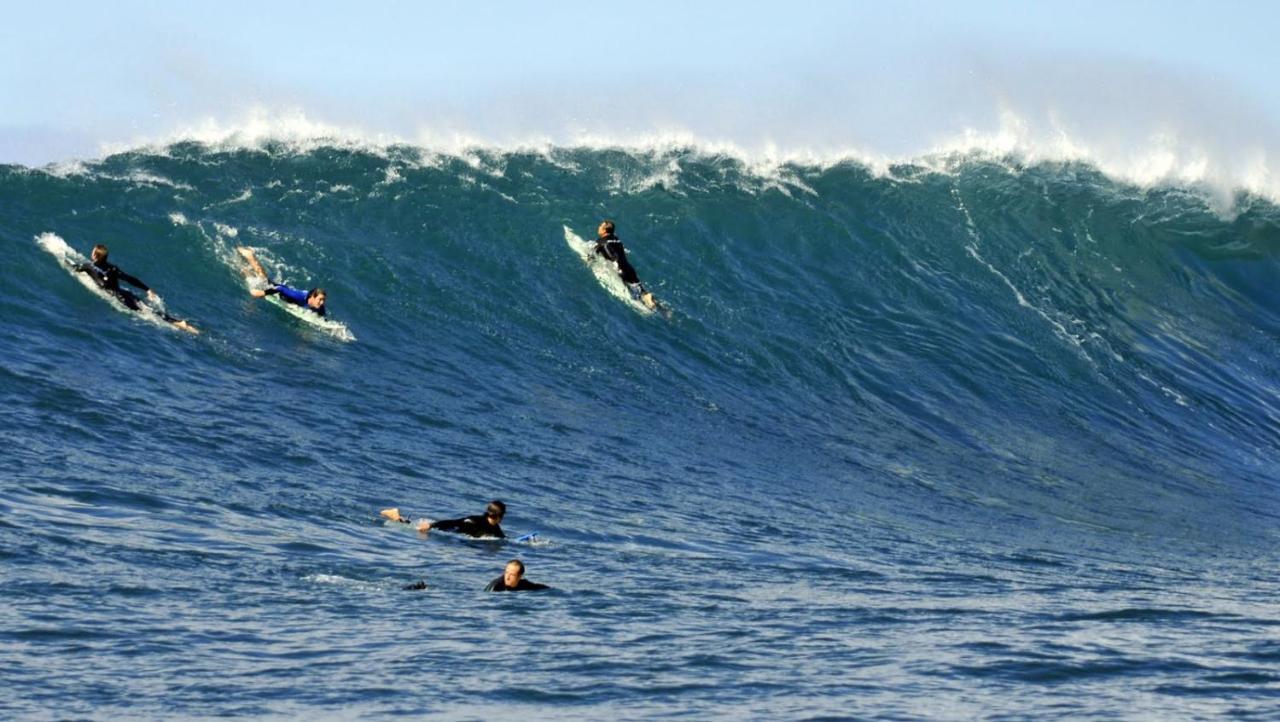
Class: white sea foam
55,105,1280,209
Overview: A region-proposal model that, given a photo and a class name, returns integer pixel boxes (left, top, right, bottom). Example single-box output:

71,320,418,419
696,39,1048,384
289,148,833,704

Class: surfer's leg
237,247,270,282
117,290,142,311
168,317,199,334
380,508,411,523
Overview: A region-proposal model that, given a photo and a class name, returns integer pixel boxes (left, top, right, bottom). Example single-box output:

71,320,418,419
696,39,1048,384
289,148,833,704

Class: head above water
307,287,326,309
503,559,525,587
486,500,506,522
91,244,109,263
597,220,615,239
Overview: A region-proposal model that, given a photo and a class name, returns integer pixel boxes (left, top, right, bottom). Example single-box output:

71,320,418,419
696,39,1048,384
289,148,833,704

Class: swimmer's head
91,244,109,262
307,288,326,309
597,220,615,238
486,500,506,523
503,559,524,587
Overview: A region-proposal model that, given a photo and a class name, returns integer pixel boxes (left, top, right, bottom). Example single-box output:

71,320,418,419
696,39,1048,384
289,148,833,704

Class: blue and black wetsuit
264,283,326,317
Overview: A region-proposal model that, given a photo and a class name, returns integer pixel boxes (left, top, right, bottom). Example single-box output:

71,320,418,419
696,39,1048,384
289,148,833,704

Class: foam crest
71,107,1280,209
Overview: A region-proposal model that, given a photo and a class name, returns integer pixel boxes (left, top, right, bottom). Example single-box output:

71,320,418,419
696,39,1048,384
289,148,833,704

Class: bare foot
175,320,200,335
380,508,406,523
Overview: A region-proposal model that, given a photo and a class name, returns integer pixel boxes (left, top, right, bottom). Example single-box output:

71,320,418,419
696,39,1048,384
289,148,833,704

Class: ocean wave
52,107,1278,209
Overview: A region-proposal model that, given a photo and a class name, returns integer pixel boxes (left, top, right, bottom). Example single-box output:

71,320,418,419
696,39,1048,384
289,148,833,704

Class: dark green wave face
3,142,1280,717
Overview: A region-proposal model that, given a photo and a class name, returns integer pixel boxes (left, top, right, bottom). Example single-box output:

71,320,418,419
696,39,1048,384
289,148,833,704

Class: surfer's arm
118,271,151,294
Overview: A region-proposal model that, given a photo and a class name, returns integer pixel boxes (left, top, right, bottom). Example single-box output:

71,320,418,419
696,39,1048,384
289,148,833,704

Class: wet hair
600,220,615,235
91,244,109,262
506,559,525,574
307,287,326,302
487,500,506,517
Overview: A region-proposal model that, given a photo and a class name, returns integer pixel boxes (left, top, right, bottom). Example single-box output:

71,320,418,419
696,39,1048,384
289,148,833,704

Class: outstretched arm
118,270,151,294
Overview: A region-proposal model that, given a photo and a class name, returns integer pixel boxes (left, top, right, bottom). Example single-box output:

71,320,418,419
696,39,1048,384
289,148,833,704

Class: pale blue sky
2,1,1277,166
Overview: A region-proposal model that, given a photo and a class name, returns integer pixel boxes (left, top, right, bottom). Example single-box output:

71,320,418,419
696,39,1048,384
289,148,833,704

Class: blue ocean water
2,142,1279,719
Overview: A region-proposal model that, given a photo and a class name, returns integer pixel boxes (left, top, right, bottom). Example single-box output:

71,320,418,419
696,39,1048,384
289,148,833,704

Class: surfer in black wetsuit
484,559,549,592
593,220,657,310
380,500,506,538
74,244,199,334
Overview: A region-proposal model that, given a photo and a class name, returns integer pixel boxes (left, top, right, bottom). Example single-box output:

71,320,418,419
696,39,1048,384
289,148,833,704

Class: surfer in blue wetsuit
484,559,549,592
593,220,657,310
237,247,327,316
380,500,506,538
74,244,199,334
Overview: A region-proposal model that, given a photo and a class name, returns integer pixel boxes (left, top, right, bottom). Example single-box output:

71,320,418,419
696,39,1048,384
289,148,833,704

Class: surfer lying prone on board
75,244,199,334
237,247,327,316
381,499,506,538
593,220,657,310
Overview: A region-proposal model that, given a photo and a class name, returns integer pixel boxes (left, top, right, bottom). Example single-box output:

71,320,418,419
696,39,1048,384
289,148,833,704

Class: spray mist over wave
74,98,1276,212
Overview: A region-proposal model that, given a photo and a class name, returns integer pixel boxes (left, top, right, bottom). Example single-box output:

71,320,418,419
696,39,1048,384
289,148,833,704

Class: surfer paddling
593,220,657,310
236,247,327,316
74,244,199,334
381,500,506,539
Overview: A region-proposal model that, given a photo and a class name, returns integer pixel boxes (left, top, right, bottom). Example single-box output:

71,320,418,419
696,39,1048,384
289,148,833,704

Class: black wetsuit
75,259,151,311
593,233,644,287
431,515,504,539
484,576,549,592
75,258,186,324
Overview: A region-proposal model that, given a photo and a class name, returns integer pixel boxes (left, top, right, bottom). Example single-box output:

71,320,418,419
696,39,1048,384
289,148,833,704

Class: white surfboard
36,232,198,334
261,291,355,342
563,226,667,317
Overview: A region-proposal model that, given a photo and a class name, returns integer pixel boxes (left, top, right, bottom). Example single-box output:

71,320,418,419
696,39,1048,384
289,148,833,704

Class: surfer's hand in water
147,289,158,300
250,289,267,298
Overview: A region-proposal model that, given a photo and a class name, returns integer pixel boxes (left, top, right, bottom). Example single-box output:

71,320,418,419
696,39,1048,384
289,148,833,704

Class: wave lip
66,107,1276,209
